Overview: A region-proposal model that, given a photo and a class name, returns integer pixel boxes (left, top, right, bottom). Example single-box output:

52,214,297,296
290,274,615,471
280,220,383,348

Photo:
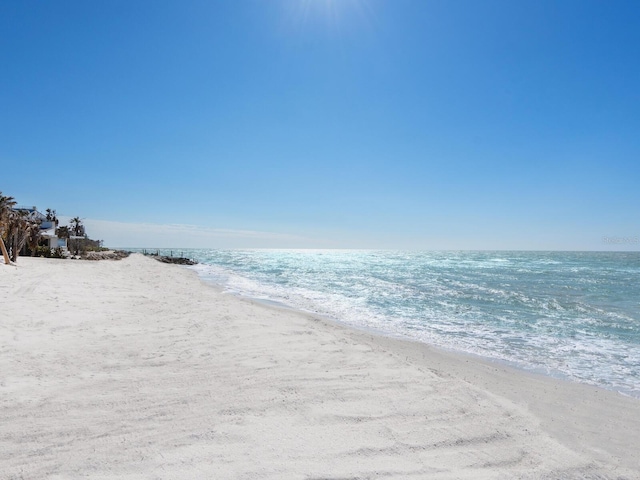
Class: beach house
14,206,68,251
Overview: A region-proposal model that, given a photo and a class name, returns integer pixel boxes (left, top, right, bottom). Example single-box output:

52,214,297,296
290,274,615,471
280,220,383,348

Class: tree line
0,190,103,264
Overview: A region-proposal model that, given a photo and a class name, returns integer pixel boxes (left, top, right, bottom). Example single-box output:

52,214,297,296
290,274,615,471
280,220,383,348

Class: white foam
188,249,640,397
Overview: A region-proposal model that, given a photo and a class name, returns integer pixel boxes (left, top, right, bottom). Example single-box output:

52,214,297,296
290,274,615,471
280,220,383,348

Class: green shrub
35,246,52,258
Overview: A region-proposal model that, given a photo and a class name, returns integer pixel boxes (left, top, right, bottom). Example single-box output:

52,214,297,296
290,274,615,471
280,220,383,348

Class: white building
14,206,68,251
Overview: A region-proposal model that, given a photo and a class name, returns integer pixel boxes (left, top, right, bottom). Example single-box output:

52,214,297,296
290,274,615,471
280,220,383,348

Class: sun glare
285,0,372,32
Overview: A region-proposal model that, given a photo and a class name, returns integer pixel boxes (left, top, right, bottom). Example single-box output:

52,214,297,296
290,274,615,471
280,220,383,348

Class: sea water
139,249,640,397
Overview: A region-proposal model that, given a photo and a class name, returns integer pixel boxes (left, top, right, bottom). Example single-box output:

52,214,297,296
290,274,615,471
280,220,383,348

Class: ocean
137,249,640,397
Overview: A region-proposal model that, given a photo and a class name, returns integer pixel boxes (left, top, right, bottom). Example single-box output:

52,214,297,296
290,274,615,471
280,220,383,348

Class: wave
147,249,640,397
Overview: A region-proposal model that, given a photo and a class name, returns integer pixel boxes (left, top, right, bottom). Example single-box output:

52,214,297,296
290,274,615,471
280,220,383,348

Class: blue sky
1,0,639,249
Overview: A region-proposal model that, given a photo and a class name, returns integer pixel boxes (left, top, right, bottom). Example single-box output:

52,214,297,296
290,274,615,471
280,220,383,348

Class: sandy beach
1,254,639,479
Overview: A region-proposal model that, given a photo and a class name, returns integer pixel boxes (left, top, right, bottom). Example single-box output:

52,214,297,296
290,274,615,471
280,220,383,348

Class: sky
1,0,639,250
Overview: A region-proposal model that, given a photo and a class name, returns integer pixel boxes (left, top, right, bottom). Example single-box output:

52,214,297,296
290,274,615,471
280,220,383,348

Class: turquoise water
139,249,640,397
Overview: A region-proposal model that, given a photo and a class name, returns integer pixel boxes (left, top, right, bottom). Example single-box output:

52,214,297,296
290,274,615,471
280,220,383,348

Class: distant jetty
83,250,131,261
141,249,198,265
153,255,197,265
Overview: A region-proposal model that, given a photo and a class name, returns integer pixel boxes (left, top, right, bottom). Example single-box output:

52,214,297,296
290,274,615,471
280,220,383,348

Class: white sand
1,254,639,479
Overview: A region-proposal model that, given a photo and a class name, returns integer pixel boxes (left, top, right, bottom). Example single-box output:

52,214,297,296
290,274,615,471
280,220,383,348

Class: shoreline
185,249,640,400
194,266,639,400
236,287,640,471
1,254,639,478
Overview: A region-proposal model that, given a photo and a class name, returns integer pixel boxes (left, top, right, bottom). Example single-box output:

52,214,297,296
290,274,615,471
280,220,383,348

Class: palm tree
0,192,16,264
70,217,84,237
45,208,58,226
0,192,15,220
27,220,43,256
69,217,85,256
56,225,70,239
5,209,30,262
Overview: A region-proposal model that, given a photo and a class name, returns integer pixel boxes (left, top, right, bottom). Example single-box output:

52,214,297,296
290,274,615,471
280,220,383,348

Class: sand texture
1,254,639,479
